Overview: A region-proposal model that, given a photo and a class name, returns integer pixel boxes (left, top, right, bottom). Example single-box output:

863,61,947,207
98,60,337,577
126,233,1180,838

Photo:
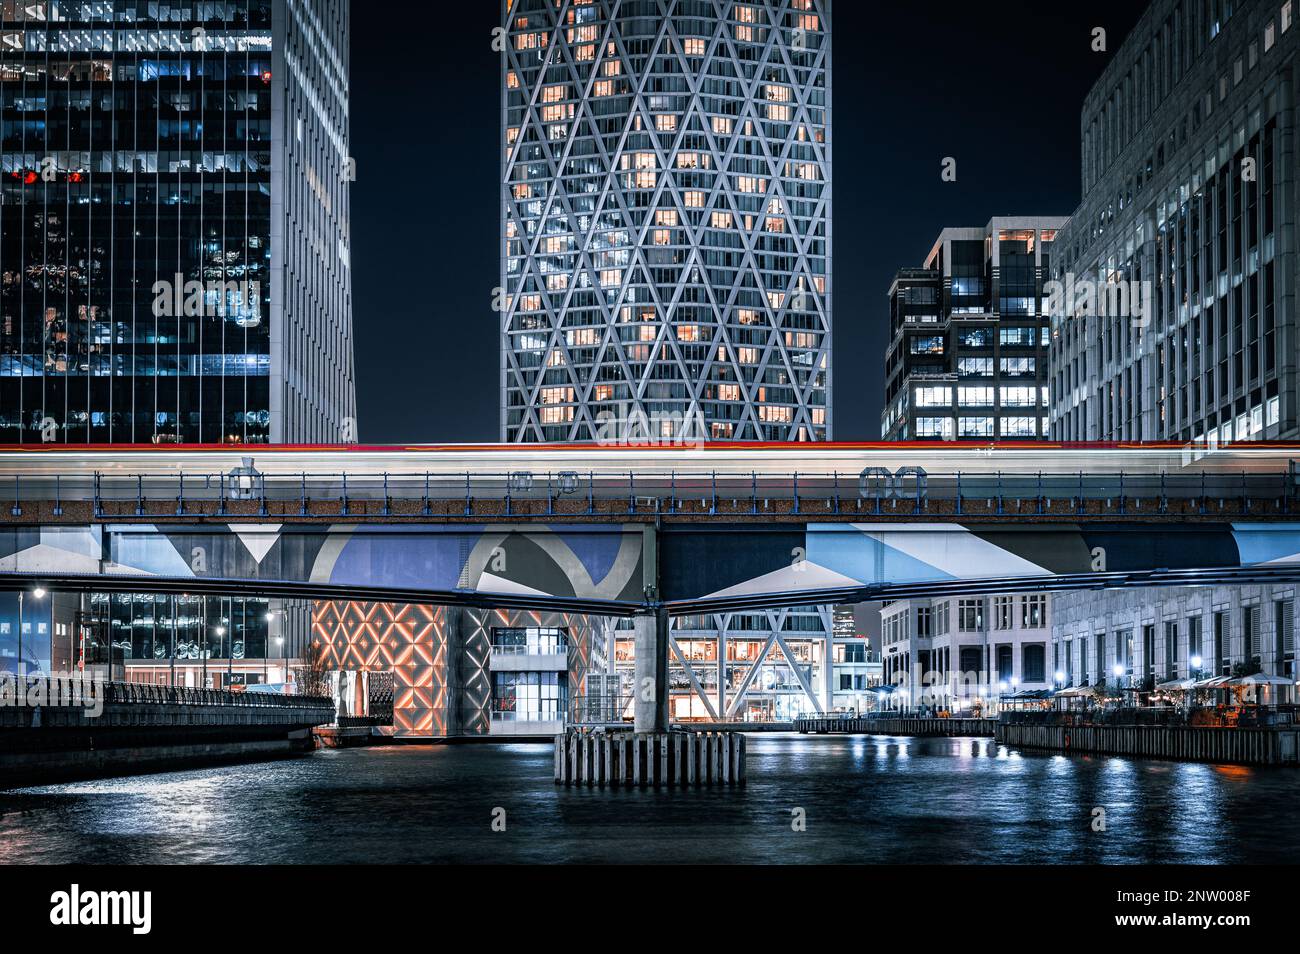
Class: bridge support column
633,608,669,733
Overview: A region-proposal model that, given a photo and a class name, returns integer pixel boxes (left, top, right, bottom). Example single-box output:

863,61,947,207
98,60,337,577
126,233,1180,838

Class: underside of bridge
4,517,1300,737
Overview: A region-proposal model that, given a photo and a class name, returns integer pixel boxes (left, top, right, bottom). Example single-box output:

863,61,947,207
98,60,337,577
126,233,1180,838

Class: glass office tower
501,0,832,442
0,0,354,444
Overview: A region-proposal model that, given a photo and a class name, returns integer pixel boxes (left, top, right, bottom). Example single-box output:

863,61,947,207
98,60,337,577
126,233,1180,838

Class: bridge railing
0,674,333,711
1,468,1295,519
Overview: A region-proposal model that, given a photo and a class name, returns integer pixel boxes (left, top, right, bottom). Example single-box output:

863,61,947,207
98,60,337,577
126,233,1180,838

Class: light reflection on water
0,735,1294,864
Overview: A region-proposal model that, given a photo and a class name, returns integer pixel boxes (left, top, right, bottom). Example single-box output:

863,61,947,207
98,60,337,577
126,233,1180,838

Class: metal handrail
0,674,333,710
1,468,1293,520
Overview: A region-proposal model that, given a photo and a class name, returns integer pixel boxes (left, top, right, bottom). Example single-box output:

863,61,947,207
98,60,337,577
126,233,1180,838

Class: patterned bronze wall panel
312,602,603,738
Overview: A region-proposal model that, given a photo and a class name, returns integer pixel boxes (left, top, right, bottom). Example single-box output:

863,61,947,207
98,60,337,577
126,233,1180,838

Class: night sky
347,1,1147,445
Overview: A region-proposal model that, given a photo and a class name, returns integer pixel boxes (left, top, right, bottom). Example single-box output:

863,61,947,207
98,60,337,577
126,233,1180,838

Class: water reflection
0,735,1294,864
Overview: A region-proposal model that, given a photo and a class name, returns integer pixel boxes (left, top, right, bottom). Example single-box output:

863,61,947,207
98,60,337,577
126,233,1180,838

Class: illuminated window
758,405,793,423
540,387,574,405
711,211,733,228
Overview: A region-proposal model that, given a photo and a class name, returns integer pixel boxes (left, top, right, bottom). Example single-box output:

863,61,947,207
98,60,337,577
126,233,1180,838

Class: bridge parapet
3,467,1298,524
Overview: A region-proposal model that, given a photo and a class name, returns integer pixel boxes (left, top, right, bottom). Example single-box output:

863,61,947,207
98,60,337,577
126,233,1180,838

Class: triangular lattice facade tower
502,0,832,443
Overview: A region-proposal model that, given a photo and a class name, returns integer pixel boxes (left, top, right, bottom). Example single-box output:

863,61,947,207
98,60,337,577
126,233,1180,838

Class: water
1,735,1295,864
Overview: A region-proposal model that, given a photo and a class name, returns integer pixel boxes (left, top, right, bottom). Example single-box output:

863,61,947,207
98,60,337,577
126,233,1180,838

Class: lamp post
214,625,226,690
264,610,276,683
17,587,47,682
1112,662,1127,704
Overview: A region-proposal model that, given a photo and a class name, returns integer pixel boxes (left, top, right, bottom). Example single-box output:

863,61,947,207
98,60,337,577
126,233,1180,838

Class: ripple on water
0,736,1295,864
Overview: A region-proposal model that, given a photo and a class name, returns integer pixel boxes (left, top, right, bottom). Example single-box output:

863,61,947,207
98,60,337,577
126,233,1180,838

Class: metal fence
4,467,1297,519
568,692,635,725
1000,706,1299,728
0,674,333,710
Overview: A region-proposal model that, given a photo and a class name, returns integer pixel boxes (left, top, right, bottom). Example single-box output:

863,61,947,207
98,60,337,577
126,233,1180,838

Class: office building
1049,0,1300,443
882,217,1066,442
501,0,831,442
1045,1,1300,677
0,0,355,445
880,593,1052,712
611,606,833,723
831,603,882,712
1050,585,1295,686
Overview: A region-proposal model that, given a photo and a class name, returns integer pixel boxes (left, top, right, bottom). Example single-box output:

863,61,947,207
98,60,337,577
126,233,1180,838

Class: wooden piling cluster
554,729,745,786
794,716,997,737
995,722,1300,766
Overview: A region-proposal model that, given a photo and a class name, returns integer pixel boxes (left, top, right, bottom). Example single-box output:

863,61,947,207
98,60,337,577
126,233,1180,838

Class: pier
795,715,996,737
555,728,745,786
996,714,1300,766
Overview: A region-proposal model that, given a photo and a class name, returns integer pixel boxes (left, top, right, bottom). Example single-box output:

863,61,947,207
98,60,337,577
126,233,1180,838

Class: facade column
634,608,669,733
445,606,466,737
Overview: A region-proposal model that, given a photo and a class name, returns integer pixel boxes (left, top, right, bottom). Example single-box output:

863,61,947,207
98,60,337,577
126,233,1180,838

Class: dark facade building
882,217,1066,441
1050,0,1299,443
0,0,354,445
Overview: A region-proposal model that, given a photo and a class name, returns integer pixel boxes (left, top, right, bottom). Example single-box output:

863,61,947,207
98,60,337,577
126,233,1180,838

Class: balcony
489,643,567,672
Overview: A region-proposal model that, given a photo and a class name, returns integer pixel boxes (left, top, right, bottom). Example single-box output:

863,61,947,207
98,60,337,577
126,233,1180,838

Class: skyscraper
0,0,355,445
1047,0,1300,685
1049,0,1298,444
501,0,831,443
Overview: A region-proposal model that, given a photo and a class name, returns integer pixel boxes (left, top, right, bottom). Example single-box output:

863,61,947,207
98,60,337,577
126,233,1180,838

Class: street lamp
17,586,46,681
17,587,45,686
214,625,226,689
1054,670,1066,686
